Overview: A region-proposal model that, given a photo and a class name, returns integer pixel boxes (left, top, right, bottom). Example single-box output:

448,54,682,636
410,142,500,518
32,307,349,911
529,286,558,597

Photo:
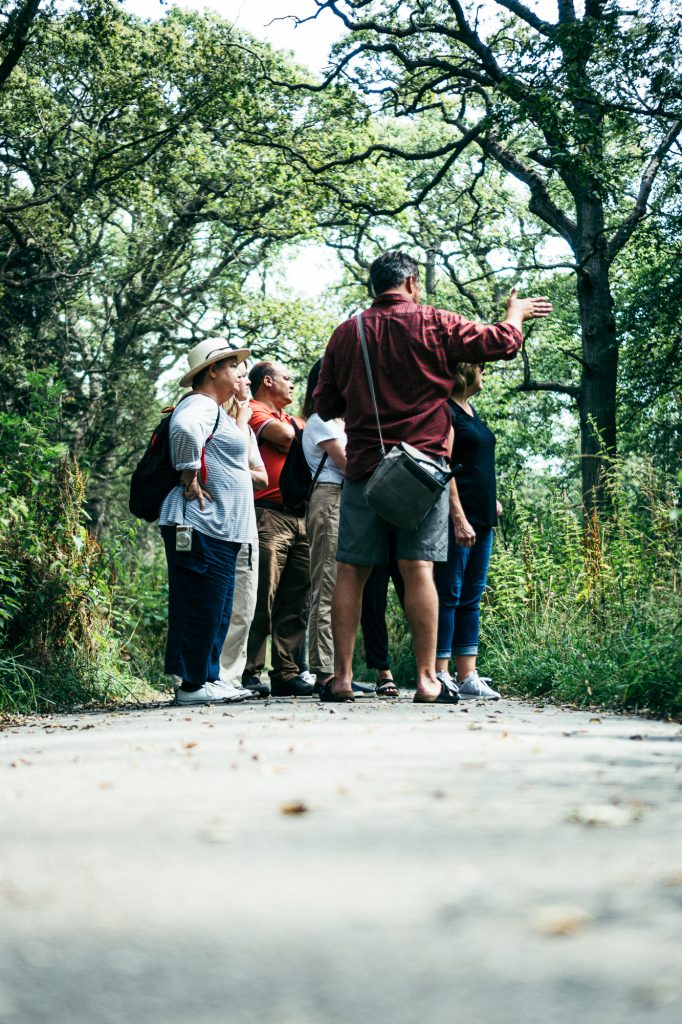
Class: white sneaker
213,678,253,702
218,673,256,699
299,670,317,686
457,671,501,700
436,670,459,693
175,681,231,705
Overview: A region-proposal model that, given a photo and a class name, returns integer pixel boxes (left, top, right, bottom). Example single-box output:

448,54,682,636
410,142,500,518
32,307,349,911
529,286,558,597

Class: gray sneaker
175,681,231,706
457,671,501,700
436,670,459,694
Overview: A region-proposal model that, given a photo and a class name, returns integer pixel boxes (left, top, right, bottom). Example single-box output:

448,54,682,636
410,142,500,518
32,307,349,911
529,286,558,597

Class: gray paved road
1,695,681,1024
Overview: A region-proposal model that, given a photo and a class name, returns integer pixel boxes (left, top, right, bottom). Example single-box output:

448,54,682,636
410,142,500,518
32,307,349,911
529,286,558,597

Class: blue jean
434,524,493,659
161,526,239,687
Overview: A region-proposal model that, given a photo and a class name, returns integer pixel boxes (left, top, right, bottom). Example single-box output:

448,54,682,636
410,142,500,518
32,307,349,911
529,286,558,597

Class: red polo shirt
314,293,522,480
250,400,304,506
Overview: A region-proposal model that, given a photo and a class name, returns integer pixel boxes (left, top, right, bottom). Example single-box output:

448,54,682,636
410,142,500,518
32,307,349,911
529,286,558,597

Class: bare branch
480,133,578,247
607,122,682,259
493,1,555,36
516,334,581,399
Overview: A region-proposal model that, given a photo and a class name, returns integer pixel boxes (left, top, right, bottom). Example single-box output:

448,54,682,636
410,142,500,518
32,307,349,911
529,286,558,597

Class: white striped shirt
158,394,259,544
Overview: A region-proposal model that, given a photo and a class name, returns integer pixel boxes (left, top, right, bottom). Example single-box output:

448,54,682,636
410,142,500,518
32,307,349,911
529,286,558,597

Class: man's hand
452,513,476,547
505,287,553,329
181,470,212,511
496,499,503,518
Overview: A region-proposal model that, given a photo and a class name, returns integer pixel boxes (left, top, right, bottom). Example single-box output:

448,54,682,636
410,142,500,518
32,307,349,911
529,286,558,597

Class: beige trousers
306,483,342,678
219,534,259,685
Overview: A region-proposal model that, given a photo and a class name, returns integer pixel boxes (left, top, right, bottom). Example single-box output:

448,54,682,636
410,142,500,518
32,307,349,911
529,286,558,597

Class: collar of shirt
371,292,417,309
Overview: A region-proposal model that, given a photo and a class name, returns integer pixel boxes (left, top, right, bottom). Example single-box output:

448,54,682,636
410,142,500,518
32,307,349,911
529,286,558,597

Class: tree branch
607,122,682,259
0,0,41,89
493,1,555,36
480,132,578,246
515,335,581,399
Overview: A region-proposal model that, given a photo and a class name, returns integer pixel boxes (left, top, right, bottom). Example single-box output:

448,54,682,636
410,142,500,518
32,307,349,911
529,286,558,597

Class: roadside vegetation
1,1,680,716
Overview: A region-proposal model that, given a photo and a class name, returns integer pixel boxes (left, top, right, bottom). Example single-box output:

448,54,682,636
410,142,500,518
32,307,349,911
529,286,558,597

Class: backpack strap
307,449,329,498
200,408,222,485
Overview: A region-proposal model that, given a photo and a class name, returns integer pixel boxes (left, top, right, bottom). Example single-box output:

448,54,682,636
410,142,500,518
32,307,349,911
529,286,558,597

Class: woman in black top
433,362,502,699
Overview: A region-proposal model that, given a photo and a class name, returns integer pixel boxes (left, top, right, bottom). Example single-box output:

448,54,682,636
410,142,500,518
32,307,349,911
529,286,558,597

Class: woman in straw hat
217,362,268,694
158,338,255,706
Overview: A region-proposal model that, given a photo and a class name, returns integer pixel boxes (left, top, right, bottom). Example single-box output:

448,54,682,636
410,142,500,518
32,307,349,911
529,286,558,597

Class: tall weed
481,462,681,716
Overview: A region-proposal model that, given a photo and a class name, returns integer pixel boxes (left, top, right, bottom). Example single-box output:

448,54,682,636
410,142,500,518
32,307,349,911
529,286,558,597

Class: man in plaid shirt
314,250,552,704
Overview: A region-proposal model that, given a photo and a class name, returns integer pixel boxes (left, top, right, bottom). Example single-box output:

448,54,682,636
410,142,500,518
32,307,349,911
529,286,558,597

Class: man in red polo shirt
243,360,313,697
315,250,552,704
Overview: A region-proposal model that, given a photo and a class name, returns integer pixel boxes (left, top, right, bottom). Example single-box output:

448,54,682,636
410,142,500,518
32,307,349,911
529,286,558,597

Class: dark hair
369,250,420,296
192,356,230,389
302,358,323,420
452,362,480,395
248,360,277,396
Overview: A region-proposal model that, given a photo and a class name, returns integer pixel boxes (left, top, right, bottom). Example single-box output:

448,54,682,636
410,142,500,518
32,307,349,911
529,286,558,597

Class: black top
448,399,497,529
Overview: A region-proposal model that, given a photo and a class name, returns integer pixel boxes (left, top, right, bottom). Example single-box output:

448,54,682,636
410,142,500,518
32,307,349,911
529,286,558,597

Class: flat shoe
319,683,355,703
413,681,460,705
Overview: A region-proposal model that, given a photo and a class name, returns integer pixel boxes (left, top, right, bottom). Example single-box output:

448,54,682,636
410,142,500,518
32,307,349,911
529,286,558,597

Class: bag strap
308,450,328,497
355,312,386,458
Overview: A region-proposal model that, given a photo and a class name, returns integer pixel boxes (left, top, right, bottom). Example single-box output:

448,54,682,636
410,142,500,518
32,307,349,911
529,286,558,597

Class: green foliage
0,372,153,711
110,527,169,692
375,462,681,717
480,463,681,717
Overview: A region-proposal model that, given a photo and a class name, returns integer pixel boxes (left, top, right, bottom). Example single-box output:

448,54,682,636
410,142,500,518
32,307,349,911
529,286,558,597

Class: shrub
480,462,682,716
0,373,154,712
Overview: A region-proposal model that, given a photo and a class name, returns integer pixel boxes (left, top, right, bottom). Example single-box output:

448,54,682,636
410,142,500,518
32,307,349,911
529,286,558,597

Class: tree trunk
574,200,618,513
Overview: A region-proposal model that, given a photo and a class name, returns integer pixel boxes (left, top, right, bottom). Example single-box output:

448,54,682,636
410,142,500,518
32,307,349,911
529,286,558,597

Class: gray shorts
336,478,449,566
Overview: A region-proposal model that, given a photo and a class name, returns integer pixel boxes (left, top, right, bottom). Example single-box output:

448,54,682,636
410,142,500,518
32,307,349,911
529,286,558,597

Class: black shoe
271,674,315,697
242,673,271,698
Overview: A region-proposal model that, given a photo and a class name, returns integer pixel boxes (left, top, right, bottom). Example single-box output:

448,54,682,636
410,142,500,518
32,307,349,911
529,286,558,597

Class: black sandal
413,681,460,705
319,683,355,703
376,677,399,697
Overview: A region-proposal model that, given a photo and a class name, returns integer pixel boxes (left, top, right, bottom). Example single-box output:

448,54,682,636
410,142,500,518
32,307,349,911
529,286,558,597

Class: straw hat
179,338,251,388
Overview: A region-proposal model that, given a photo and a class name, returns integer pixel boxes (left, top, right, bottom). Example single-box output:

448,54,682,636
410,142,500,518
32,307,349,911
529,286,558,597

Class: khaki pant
219,534,259,685
305,483,342,678
245,507,310,685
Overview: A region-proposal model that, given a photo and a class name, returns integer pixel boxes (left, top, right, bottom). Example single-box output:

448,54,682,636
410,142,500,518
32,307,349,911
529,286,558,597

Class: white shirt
302,414,346,485
158,394,262,543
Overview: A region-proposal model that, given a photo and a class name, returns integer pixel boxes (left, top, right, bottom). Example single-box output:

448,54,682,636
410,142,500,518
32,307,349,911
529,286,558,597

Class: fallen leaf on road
531,905,592,936
183,741,197,750
566,803,641,827
281,801,309,816
589,717,601,724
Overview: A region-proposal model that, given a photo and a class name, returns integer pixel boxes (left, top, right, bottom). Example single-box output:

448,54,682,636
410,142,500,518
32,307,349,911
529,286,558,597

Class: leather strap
355,312,386,459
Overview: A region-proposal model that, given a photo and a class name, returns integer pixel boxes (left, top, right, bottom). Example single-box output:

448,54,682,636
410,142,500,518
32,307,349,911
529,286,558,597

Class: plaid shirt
314,293,522,481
